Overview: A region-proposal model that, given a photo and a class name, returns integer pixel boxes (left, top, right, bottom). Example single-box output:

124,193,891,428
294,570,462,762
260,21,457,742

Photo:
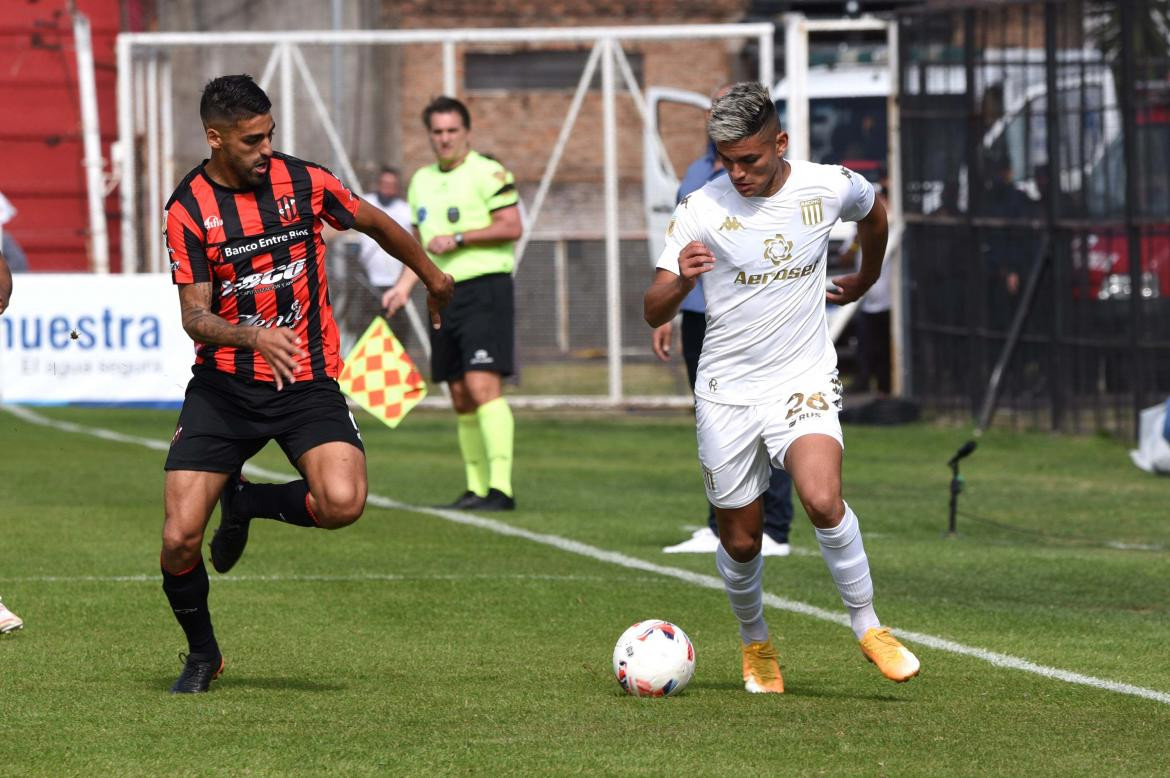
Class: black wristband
454,232,465,247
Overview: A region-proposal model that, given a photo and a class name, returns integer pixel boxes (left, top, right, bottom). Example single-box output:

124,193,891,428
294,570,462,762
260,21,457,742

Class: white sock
814,502,880,640
715,544,770,645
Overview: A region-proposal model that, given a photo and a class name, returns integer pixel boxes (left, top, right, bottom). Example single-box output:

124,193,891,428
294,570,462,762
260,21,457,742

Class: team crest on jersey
763,234,794,265
718,215,743,232
276,194,298,224
800,198,824,226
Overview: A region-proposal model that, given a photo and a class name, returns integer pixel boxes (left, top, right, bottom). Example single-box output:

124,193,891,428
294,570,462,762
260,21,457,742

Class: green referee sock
457,413,490,497
476,397,514,497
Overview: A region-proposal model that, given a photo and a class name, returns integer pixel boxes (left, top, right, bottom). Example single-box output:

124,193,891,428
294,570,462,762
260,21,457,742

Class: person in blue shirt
652,85,794,557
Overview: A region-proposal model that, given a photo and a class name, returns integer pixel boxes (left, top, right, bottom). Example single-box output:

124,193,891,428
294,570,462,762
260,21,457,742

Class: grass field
1,405,1168,776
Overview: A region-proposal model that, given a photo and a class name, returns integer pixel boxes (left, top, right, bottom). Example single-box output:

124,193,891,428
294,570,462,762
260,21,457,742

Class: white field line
5,403,1170,707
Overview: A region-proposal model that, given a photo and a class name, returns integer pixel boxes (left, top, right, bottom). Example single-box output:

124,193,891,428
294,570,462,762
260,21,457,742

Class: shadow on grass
687,679,906,702
153,676,347,693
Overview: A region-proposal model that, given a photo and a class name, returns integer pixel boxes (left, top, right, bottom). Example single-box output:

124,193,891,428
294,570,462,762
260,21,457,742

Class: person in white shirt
643,82,919,694
342,166,414,348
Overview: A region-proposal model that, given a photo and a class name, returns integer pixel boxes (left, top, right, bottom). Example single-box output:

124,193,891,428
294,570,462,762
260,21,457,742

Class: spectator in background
342,166,415,349
0,191,29,273
837,170,892,395
652,83,794,557
0,246,24,635
384,96,522,511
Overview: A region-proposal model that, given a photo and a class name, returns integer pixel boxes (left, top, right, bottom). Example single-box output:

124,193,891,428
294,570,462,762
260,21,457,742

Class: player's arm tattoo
178,282,259,348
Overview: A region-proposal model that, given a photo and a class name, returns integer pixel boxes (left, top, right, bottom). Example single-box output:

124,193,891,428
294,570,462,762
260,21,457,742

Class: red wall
0,0,123,272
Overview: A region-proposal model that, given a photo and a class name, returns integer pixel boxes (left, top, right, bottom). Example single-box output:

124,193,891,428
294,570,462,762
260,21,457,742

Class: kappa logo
718,216,743,232
800,198,824,226
840,167,853,180
680,194,693,209
276,194,298,224
707,377,718,393
763,233,795,265
203,215,223,230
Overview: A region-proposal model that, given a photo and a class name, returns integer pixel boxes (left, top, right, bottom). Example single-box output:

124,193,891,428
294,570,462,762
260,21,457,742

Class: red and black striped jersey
164,151,361,384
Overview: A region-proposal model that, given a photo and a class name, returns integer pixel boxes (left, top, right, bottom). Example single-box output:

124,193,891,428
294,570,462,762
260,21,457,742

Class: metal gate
897,0,1170,436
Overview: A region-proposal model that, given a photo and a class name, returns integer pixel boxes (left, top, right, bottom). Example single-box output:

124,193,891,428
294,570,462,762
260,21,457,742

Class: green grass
1,406,1168,776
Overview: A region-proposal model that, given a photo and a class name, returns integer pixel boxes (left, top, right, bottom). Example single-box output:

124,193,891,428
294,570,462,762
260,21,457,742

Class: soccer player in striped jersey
644,82,919,694
160,74,453,693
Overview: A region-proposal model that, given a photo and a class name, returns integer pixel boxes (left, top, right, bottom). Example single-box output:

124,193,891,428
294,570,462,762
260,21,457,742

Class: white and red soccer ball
612,619,695,697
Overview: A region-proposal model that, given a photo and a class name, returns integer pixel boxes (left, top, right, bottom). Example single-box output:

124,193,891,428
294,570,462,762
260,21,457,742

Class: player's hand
381,286,410,315
253,327,304,391
425,272,455,329
0,294,7,316
677,241,715,283
826,271,877,306
651,321,673,361
426,235,459,255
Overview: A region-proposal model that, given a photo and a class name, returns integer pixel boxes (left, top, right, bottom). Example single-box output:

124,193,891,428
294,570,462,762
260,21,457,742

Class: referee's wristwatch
453,232,465,248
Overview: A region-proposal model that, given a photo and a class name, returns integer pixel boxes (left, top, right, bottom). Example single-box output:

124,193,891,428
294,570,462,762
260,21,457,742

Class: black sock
234,480,318,527
161,558,219,658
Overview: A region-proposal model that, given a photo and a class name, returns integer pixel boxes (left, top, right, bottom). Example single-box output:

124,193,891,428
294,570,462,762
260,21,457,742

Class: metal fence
897,0,1170,436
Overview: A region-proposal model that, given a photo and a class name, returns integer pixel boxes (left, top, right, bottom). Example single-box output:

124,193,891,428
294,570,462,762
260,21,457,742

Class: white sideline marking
5,403,1170,707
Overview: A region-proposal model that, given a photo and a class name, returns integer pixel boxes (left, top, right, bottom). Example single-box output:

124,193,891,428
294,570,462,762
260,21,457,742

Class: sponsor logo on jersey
204,215,223,230
237,298,305,329
763,234,794,265
220,259,307,298
800,198,824,226
733,260,818,286
276,194,298,224
718,216,743,232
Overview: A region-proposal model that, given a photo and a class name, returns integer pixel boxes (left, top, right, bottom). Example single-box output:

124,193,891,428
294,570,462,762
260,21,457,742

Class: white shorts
695,373,844,509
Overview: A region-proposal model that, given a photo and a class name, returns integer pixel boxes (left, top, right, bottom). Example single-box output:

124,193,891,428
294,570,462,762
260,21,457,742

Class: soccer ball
612,619,695,697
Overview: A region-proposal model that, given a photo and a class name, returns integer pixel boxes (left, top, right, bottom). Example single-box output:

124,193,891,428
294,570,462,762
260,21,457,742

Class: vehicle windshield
776,96,887,179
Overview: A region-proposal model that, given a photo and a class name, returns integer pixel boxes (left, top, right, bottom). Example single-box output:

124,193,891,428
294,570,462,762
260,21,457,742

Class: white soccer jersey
657,159,875,405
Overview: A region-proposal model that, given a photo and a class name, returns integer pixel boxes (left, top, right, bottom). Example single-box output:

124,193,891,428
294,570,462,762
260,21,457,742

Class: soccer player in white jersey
643,81,919,693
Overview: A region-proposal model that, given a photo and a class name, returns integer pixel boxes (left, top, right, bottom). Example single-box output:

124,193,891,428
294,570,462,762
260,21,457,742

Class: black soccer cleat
210,471,251,574
170,651,224,694
472,488,515,512
438,490,486,510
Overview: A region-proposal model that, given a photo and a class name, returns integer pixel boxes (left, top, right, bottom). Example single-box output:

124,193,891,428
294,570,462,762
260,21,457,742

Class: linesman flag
338,317,426,429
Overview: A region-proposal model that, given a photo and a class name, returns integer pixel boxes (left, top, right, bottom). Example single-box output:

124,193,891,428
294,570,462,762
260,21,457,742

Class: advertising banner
0,274,193,405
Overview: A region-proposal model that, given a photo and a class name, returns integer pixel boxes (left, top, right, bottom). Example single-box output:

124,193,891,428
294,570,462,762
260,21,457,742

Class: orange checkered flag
338,317,426,429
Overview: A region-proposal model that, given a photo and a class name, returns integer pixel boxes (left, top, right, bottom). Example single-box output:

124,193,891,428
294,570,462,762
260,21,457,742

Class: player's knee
721,531,762,562
801,490,844,527
313,487,366,528
161,522,202,563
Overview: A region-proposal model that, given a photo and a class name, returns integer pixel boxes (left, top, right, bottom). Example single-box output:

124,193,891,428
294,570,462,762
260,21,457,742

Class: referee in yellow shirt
383,96,521,510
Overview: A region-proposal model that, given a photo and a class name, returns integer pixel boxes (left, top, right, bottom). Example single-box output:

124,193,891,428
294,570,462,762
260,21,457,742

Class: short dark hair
379,165,400,178
200,74,272,127
422,96,471,131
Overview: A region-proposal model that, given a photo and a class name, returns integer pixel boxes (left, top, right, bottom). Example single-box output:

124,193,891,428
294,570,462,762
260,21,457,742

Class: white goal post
112,19,903,408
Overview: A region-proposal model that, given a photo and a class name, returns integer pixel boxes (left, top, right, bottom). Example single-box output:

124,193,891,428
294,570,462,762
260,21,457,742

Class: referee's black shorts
164,368,364,473
430,272,514,382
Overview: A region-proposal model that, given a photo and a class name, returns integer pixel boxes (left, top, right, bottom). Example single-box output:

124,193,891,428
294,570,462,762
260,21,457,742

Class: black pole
946,440,977,536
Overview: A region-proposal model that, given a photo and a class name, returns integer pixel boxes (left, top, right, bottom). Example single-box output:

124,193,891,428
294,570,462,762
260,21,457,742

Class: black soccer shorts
430,272,515,382
164,368,364,473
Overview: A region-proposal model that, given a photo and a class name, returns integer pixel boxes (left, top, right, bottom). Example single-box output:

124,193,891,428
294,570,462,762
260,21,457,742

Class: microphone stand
946,441,977,537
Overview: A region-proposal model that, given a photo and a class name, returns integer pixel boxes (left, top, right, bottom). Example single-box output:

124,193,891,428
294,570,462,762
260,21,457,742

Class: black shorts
430,272,514,382
164,368,364,473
